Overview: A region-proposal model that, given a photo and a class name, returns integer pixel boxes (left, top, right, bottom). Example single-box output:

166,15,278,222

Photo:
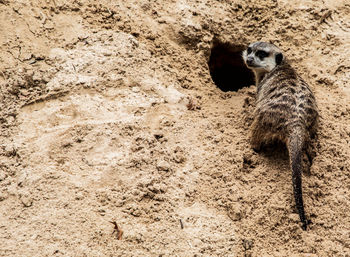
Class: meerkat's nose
247,57,254,65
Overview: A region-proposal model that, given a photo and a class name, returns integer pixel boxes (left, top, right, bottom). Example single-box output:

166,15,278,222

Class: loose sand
1,0,350,256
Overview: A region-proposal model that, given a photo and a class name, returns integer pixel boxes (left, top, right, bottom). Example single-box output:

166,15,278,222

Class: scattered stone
19,191,33,207
0,192,8,201
156,160,170,172
0,170,7,181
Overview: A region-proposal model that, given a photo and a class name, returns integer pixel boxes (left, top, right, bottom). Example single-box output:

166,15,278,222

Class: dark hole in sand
208,41,255,92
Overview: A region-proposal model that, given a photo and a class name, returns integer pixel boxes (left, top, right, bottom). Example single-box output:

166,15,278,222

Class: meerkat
242,42,318,230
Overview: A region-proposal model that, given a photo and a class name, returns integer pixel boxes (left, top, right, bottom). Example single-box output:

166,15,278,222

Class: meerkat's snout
246,56,254,66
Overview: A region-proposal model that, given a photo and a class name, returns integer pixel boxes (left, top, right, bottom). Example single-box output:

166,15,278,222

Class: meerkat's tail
287,125,310,230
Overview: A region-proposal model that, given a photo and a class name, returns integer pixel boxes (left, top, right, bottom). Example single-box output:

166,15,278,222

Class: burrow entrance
208,41,255,92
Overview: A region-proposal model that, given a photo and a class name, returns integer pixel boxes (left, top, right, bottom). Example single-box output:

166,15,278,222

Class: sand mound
1,0,350,256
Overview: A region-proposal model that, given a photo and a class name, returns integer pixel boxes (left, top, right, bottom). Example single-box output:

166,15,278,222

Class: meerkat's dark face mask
275,53,283,65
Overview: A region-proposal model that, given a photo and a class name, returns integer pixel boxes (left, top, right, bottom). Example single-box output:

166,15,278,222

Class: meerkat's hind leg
250,125,264,153
302,151,312,175
306,139,316,163
302,141,316,175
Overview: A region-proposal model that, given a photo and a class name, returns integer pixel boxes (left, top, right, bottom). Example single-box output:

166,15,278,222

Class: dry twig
110,221,123,240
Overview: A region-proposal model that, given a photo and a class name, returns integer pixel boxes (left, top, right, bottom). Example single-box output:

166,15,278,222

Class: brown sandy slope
1,0,350,256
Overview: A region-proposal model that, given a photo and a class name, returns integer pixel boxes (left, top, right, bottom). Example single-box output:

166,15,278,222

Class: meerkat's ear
275,53,283,65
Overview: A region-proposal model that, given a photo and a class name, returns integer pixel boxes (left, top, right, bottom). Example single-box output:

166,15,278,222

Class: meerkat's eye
256,50,269,59
247,47,252,54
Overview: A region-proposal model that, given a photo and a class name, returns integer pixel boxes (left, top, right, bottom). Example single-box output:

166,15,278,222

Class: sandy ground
1,0,350,256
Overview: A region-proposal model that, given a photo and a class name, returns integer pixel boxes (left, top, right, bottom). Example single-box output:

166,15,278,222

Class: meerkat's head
242,42,284,84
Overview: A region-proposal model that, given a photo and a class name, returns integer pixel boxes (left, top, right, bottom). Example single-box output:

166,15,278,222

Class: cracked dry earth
1,0,350,256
